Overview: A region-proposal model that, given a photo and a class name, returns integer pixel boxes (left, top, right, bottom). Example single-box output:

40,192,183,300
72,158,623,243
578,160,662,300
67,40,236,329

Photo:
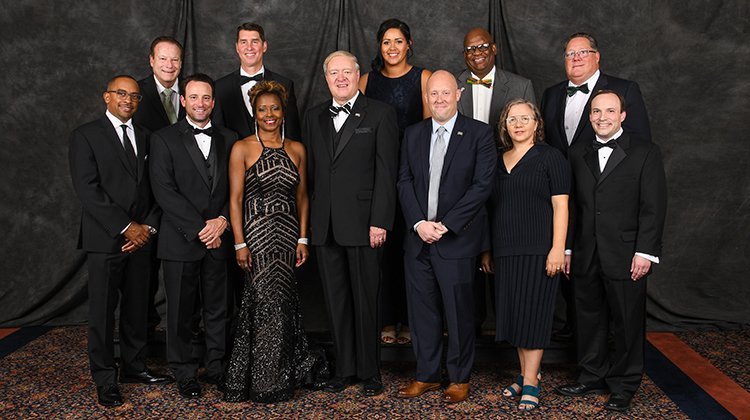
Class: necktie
329,103,352,118
467,77,493,88
120,124,137,176
427,126,447,221
239,73,263,85
592,138,618,150
161,88,177,124
566,83,589,97
193,127,214,136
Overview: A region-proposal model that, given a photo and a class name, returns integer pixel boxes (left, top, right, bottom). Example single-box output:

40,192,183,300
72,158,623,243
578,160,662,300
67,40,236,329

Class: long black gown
224,137,327,403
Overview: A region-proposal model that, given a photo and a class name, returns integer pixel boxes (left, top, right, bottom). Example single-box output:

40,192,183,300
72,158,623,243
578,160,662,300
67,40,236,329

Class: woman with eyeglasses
358,18,432,346
480,99,570,411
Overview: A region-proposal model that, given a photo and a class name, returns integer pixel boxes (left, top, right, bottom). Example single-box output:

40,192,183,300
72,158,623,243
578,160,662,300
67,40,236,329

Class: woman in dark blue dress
481,99,570,411
358,18,432,345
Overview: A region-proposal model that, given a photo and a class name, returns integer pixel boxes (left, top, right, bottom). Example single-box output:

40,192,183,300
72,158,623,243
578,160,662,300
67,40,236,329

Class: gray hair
323,50,360,73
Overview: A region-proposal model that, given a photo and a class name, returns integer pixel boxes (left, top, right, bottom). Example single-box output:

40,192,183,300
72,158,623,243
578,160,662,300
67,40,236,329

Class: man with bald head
397,70,496,403
69,75,171,407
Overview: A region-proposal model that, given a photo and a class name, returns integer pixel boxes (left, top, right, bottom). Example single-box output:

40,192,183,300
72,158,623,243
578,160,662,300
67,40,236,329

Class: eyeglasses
506,115,535,125
106,90,143,102
564,49,597,60
464,43,491,54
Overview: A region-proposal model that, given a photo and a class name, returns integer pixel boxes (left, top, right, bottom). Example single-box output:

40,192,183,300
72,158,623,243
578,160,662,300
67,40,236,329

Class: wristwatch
147,225,157,235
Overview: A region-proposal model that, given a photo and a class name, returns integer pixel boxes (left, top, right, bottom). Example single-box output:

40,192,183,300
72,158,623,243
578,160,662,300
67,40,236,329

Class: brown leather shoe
396,380,441,398
443,382,470,403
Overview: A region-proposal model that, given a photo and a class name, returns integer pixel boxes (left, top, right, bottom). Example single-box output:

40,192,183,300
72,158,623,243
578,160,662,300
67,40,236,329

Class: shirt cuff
635,252,659,264
120,222,132,234
413,220,426,232
564,249,572,255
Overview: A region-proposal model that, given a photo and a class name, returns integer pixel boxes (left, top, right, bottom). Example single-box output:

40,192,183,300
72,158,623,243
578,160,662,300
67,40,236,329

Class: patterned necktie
162,88,177,124
329,103,352,118
427,126,447,221
467,77,493,88
120,124,137,176
566,83,589,97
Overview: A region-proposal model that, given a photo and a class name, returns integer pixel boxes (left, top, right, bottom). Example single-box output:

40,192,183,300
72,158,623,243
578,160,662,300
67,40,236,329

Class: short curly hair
249,80,288,115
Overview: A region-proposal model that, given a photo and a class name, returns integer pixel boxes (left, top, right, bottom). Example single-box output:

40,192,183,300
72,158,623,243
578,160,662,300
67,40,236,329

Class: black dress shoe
361,376,384,397
556,382,607,397
177,378,202,399
604,393,632,412
121,369,174,384
322,376,354,393
201,373,226,392
96,384,123,407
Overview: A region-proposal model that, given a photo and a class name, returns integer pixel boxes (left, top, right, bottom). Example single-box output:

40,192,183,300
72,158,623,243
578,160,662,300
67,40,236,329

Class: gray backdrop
1,0,748,330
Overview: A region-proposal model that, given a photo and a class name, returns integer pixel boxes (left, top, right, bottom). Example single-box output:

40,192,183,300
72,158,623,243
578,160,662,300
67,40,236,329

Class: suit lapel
179,120,211,189
318,106,334,159
135,125,148,183
583,143,600,181
233,71,254,135
599,134,629,184
419,120,432,194
145,77,171,126
101,116,136,179
555,84,569,148
489,70,509,125
211,131,227,194
333,94,365,160
457,70,473,118
439,114,465,181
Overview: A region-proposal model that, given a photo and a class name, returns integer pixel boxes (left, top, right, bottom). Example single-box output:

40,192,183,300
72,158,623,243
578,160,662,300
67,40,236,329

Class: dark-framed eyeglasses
464,43,491,54
506,115,535,126
106,89,143,102
564,49,597,60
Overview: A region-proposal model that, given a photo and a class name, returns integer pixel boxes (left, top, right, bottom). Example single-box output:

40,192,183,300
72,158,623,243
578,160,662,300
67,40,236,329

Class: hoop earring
281,119,285,142
254,120,260,140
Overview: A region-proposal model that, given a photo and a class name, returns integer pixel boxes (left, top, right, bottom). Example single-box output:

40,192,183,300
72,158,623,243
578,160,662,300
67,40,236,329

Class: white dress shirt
470,66,496,124
240,66,265,117
154,75,180,114
105,110,137,156
564,70,600,144
331,91,359,132
186,118,213,159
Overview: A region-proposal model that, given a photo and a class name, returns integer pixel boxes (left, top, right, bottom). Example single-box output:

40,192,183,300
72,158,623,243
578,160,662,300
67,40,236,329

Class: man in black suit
213,22,300,140
133,36,186,338
303,50,399,397
150,73,238,399
69,75,172,407
396,70,496,404
455,27,535,337
540,32,652,340
557,90,666,412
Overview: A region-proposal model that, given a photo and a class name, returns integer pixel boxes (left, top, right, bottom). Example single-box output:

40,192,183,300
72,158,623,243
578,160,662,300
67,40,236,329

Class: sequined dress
224,137,327,403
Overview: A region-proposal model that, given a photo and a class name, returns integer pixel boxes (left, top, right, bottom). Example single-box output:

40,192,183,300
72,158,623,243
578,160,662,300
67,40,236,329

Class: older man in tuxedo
69,75,172,407
396,70,496,403
303,50,399,397
150,73,238,399
557,90,666,412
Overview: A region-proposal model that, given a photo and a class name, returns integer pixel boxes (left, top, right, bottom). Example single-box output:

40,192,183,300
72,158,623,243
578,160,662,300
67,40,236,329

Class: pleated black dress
490,143,570,349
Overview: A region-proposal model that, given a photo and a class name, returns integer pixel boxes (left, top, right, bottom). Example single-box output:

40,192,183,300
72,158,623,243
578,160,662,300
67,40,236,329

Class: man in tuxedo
455,27,535,337
540,32,652,340
213,22,300,140
303,50,399,397
133,35,186,339
396,70,496,404
150,73,238,399
69,75,172,407
557,90,666,412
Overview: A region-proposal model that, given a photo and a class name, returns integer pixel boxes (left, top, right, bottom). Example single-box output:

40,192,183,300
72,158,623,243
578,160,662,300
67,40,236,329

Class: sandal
518,384,540,411
396,327,411,345
380,326,396,344
502,374,523,397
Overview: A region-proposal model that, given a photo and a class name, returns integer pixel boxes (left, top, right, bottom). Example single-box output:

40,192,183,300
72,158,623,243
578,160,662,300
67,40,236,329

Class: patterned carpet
0,326,714,418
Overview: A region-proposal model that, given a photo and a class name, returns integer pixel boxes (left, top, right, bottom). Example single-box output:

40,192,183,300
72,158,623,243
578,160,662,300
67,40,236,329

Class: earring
281,119,285,142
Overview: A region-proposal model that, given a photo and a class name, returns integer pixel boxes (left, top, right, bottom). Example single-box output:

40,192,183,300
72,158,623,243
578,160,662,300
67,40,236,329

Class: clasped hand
121,222,151,253
199,218,227,249
416,221,448,244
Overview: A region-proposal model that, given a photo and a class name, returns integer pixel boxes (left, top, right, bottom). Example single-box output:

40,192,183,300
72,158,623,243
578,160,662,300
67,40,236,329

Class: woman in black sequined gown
224,80,327,403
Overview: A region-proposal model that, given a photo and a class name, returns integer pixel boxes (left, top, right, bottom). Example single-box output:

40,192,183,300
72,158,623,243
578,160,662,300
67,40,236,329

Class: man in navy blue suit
396,70,496,404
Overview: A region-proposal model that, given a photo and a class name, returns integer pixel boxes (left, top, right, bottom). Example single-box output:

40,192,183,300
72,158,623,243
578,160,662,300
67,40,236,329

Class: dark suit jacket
540,73,651,157
567,133,666,279
69,116,160,253
398,113,496,259
133,75,186,133
149,119,238,261
456,67,536,133
303,94,399,247
213,68,301,140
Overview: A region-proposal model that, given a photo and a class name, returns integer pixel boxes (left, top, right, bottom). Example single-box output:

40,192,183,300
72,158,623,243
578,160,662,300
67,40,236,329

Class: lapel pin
457,131,464,136
354,113,361,118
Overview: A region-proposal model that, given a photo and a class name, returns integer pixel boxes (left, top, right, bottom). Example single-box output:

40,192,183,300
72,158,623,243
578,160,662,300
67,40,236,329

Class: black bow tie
239,73,263,85
329,103,352,118
592,138,618,150
566,83,590,97
193,127,213,136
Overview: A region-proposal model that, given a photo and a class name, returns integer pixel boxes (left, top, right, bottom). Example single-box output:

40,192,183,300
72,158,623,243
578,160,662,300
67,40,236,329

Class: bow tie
566,83,589,97
329,103,352,118
467,77,492,88
592,138,617,150
239,73,263,85
193,127,213,136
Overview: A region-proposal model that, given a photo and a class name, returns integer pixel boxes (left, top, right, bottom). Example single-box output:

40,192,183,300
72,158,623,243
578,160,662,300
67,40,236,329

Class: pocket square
355,127,372,134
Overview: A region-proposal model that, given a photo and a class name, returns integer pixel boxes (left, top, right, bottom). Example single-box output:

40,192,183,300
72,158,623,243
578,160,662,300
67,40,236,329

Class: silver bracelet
233,243,247,251
297,238,309,245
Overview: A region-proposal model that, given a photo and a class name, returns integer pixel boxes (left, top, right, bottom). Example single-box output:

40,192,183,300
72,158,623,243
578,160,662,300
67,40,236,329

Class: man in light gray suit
455,27,536,337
